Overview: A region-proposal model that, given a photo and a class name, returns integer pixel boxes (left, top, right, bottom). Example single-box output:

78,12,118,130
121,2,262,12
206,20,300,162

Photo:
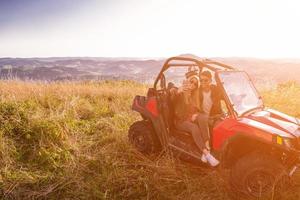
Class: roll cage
153,56,235,90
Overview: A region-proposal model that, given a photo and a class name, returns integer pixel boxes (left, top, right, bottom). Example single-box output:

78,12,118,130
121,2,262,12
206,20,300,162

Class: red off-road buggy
128,56,300,199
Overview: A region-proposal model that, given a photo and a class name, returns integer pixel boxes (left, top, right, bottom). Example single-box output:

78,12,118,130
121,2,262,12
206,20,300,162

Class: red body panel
132,96,159,119
212,118,237,150
212,109,299,151
146,97,159,118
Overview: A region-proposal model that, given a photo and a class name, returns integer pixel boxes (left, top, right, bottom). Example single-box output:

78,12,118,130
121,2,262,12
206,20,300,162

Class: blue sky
1,0,300,58
0,0,91,28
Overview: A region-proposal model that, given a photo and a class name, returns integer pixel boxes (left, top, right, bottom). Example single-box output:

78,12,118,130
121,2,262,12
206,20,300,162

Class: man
170,70,220,167
193,70,223,163
198,70,223,118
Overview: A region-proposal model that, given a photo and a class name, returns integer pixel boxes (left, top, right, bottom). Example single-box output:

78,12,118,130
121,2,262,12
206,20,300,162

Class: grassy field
0,80,299,200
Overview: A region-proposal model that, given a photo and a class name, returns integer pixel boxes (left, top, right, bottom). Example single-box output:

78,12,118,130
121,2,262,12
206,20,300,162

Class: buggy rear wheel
128,120,161,154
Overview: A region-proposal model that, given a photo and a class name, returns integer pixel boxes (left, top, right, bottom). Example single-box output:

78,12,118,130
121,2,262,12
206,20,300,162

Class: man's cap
200,70,212,79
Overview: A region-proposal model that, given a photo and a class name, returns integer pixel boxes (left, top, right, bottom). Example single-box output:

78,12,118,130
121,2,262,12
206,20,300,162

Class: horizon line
1,56,300,61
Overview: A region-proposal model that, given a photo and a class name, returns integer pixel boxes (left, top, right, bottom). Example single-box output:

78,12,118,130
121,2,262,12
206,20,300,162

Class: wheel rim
246,170,275,197
133,133,146,151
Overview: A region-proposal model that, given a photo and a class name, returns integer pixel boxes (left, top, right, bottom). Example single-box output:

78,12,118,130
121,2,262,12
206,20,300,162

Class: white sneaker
205,153,220,167
201,154,207,163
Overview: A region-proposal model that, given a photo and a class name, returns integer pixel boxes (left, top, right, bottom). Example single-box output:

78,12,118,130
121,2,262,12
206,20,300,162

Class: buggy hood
241,108,300,138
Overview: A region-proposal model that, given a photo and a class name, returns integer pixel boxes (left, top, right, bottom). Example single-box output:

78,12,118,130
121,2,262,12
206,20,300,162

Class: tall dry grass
0,80,299,200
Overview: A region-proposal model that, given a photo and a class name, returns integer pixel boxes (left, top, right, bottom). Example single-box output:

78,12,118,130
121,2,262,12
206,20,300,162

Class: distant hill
214,57,300,85
0,56,299,84
0,57,164,82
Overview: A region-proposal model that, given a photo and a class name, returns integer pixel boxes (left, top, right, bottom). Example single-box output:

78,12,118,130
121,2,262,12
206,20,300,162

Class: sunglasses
200,79,210,83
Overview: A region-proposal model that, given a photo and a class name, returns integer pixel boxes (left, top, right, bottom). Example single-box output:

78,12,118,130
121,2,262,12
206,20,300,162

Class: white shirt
202,90,213,114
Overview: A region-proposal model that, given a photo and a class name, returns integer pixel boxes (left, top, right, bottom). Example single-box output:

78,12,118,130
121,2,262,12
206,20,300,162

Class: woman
170,70,219,167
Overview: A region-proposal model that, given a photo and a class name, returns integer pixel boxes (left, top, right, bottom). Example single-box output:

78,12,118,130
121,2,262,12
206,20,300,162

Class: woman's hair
185,70,198,79
189,76,199,88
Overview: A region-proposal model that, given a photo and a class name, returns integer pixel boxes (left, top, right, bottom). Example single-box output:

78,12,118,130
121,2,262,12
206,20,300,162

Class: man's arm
214,84,225,101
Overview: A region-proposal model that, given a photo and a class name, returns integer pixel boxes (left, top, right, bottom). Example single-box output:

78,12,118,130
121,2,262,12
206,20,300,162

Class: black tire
229,151,289,199
128,120,161,154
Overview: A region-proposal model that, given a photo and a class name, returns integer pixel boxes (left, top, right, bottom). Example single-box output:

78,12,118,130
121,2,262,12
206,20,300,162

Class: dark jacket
198,85,223,116
171,92,199,122
171,84,223,123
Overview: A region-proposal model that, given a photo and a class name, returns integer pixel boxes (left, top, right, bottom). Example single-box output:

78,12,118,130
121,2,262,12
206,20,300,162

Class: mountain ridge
0,57,299,84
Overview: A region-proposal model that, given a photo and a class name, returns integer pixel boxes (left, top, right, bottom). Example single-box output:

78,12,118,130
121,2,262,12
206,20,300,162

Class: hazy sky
1,0,300,58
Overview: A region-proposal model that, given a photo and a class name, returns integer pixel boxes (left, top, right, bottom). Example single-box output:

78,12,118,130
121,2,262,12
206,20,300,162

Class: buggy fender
132,95,168,146
213,118,276,151
219,132,274,168
132,95,159,119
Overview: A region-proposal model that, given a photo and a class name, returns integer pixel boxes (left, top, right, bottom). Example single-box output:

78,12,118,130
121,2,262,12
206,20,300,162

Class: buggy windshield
219,71,263,116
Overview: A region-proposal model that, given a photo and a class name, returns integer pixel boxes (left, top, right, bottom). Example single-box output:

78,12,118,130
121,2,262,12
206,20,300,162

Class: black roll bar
153,56,236,89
